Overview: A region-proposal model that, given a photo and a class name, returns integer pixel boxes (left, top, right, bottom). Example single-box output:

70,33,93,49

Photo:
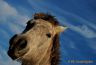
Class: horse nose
9,34,27,51
9,34,18,45
17,38,27,51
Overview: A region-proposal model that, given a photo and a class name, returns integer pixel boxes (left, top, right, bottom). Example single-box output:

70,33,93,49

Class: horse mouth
7,48,28,60
7,50,17,60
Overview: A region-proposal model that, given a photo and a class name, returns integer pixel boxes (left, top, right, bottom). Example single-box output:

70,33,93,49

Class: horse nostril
17,39,27,50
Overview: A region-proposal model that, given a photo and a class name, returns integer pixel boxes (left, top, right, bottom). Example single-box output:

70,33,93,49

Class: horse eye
46,33,51,38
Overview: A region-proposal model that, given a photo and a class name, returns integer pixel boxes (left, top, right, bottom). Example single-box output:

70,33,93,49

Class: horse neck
22,51,51,65
22,42,52,65
22,34,60,65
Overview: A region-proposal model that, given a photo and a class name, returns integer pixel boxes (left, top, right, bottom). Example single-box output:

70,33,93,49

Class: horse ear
55,26,68,33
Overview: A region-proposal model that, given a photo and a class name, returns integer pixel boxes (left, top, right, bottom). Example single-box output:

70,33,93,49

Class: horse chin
8,50,27,61
14,47,29,60
9,54,23,61
15,52,28,60
13,54,25,62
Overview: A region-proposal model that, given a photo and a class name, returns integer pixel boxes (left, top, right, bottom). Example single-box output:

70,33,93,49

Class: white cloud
0,0,18,16
59,20,96,38
58,19,96,38
8,22,24,33
0,0,30,26
54,7,96,38
0,0,30,65
70,25,96,38
58,18,96,38
0,0,30,33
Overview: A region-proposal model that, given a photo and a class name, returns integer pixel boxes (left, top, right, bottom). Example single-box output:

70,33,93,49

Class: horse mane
51,34,60,65
33,13,59,26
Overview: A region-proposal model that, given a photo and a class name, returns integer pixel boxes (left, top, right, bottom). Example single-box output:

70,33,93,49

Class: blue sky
0,0,96,65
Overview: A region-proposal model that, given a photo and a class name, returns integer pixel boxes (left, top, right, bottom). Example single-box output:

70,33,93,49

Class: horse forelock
33,13,59,26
